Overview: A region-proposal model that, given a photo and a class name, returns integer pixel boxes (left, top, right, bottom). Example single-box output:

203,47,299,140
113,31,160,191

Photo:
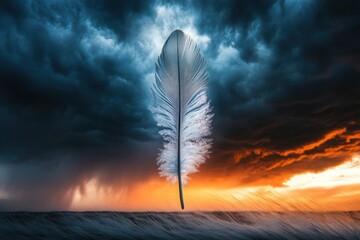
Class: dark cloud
0,0,359,209
196,0,360,185
0,0,159,209
84,0,155,38
0,0,156,159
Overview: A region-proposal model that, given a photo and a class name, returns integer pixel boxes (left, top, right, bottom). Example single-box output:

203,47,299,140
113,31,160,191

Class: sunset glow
70,156,360,211
284,156,360,189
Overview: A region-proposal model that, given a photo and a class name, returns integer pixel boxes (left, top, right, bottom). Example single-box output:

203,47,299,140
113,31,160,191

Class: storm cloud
0,0,359,210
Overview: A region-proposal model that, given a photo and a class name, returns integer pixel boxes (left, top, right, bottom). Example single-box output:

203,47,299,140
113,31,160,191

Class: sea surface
0,211,359,239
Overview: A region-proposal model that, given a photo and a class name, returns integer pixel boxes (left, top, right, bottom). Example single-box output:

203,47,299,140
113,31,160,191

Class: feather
151,29,212,209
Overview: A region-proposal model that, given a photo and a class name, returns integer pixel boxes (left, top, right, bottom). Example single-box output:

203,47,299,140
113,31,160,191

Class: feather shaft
176,32,185,209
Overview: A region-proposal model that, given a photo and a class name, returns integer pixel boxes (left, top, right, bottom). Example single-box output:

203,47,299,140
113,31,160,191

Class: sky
0,0,359,211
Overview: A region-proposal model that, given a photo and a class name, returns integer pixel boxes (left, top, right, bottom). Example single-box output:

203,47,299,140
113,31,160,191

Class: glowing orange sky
67,126,360,211
70,155,360,211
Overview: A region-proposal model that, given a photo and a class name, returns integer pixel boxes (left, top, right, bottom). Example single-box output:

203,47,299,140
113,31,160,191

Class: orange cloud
281,128,347,156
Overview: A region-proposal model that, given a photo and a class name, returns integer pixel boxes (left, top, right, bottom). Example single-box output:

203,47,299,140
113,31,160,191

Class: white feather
151,29,212,197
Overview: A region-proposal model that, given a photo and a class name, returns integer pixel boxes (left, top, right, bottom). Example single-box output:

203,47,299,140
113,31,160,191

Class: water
0,211,359,239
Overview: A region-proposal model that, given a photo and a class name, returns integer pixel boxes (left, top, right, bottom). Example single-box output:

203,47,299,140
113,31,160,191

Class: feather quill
151,30,212,209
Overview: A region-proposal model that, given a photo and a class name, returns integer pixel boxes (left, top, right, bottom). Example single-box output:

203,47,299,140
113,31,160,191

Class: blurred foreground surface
0,211,359,239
